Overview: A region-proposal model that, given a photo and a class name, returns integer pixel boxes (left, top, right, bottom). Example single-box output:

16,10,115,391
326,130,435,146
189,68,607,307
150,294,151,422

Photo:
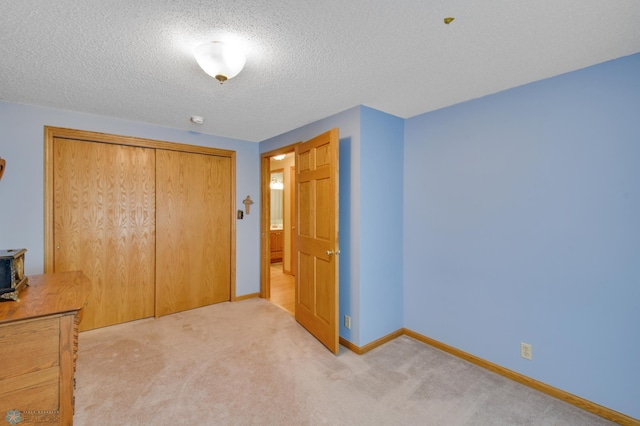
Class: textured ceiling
1,1,639,142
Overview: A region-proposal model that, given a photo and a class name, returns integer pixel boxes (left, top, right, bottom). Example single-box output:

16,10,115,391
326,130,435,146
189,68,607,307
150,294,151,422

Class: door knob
326,250,334,256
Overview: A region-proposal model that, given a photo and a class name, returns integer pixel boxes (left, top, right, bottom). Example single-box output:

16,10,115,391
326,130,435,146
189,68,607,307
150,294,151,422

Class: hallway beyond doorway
270,262,294,315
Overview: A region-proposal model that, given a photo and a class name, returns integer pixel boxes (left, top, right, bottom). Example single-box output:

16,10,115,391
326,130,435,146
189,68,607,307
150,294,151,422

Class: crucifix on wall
242,195,254,214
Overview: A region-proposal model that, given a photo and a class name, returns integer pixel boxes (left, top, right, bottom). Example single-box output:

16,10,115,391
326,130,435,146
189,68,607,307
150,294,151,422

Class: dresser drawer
0,316,61,413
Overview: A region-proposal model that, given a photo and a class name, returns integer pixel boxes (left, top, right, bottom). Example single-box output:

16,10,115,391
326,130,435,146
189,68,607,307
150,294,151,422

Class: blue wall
359,106,404,344
403,53,640,418
0,101,260,296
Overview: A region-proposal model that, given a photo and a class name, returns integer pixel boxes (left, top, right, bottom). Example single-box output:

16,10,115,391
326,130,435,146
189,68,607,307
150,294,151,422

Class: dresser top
0,271,91,324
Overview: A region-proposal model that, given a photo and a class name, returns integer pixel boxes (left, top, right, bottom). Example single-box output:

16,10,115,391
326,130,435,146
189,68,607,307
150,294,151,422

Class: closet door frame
44,126,237,301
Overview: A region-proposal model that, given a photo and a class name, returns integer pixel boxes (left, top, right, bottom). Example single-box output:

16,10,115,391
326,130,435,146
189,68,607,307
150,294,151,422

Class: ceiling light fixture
273,154,286,160
194,41,246,84
270,178,284,190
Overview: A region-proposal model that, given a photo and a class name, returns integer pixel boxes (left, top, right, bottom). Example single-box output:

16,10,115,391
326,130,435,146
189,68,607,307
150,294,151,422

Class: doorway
262,149,297,315
261,129,340,353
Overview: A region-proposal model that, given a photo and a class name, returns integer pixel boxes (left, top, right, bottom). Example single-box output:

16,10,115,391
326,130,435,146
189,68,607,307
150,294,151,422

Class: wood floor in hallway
270,262,294,315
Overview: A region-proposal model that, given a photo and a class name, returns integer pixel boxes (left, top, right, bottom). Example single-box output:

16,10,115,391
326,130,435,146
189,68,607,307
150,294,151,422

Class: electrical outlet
521,342,532,360
344,315,351,329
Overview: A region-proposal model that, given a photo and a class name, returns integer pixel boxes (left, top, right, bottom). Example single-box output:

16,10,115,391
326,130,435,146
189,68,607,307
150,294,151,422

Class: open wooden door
295,128,340,353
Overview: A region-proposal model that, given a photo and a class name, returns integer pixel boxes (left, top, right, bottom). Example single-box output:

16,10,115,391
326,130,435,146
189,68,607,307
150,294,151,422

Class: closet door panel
155,150,231,317
53,138,156,331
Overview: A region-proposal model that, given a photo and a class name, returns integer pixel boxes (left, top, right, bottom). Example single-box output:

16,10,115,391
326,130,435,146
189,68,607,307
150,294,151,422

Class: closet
44,127,235,331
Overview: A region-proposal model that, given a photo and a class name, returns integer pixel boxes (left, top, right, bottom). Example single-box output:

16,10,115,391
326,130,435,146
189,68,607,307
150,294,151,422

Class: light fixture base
215,75,228,84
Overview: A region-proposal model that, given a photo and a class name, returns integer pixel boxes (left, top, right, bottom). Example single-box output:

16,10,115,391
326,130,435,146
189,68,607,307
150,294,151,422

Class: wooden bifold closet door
155,149,231,317
45,127,235,331
52,138,156,330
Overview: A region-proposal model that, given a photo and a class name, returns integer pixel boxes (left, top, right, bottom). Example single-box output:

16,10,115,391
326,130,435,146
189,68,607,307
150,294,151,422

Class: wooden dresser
0,271,91,426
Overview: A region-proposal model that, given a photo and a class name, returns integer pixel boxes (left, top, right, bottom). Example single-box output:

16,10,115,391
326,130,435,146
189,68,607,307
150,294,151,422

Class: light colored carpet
74,298,613,425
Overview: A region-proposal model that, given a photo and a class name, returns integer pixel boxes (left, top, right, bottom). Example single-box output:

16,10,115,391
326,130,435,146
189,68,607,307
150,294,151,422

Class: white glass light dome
194,41,246,83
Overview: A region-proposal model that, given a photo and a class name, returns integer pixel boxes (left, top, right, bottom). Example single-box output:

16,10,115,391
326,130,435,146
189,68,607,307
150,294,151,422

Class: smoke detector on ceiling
190,116,204,125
